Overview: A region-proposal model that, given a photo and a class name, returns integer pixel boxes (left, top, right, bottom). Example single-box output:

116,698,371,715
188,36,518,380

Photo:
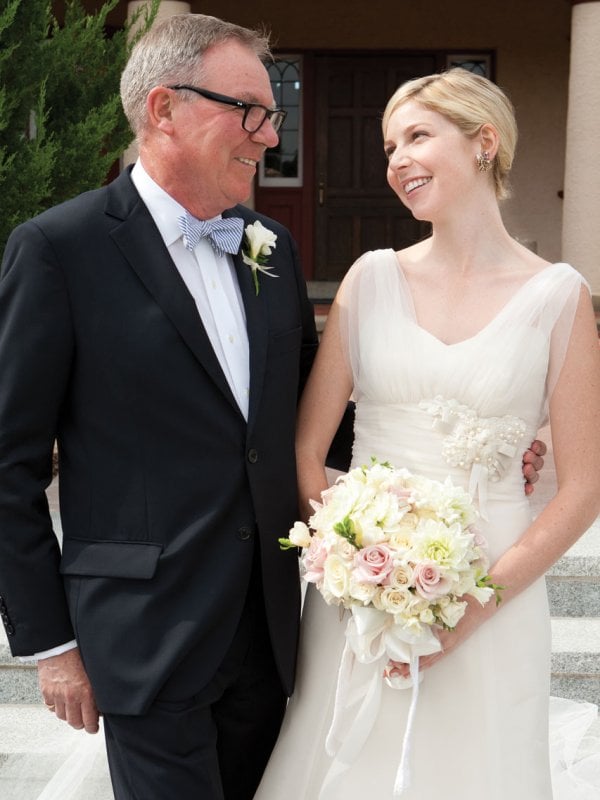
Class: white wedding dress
255,251,600,800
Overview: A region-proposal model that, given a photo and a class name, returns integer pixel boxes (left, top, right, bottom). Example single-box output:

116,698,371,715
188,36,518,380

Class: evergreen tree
0,0,158,252
0,0,56,246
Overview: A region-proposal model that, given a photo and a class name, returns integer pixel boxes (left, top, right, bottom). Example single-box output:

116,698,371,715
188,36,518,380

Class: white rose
322,554,351,599
349,579,379,605
333,537,358,562
419,607,435,625
244,220,277,259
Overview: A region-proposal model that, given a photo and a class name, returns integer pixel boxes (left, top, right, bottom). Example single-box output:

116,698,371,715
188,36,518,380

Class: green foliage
333,516,359,549
0,0,159,252
0,0,55,242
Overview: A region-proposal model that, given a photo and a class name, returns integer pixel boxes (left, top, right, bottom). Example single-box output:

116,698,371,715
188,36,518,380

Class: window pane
260,57,303,186
445,53,492,78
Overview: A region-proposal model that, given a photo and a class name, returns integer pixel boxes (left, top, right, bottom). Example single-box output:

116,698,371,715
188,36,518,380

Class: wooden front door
314,54,437,281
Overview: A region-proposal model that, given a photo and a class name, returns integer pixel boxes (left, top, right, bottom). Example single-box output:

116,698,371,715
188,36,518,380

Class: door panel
315,55,436,280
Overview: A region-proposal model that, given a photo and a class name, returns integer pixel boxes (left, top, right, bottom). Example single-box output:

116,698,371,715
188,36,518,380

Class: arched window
260,56,303,187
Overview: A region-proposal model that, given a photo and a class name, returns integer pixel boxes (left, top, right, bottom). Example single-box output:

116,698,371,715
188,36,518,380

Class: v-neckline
390,251,565,348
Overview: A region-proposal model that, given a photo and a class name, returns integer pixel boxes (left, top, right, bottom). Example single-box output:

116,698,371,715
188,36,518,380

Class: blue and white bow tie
177,212,244,257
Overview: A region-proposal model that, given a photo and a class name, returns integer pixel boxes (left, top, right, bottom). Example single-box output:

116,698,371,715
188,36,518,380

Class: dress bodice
339,250,586,519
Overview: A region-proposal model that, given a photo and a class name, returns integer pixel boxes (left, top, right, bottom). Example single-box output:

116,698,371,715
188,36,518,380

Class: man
0,13,544,800
0,14,323,799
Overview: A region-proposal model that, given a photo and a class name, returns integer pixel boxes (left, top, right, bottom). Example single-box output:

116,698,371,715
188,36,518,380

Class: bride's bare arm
491,288,600,598
296,300,354,520
421,287,600,670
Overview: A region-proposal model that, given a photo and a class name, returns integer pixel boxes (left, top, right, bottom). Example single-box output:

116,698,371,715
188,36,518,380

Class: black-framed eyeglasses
167,85,287,134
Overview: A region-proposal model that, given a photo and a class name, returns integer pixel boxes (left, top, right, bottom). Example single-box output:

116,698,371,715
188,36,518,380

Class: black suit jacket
0,168,321,714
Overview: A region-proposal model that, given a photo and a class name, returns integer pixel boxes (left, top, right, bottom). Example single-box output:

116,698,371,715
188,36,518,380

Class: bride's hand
419,597,497,673
384,596,500,679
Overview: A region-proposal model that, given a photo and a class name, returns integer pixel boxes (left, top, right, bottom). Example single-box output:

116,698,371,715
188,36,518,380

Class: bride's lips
403,177,432,195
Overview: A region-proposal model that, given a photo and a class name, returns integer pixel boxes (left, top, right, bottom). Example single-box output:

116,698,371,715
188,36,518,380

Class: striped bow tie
178,212,244,257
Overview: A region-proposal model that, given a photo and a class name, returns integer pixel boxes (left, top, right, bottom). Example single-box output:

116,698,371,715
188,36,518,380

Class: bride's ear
478,123,500,161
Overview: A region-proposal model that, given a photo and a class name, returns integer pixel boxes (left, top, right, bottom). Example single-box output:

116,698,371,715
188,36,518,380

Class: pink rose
353,545,394,584
303,537,328,583
413,560,451,600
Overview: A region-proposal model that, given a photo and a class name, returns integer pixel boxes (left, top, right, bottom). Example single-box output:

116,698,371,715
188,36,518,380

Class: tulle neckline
389,251,569,348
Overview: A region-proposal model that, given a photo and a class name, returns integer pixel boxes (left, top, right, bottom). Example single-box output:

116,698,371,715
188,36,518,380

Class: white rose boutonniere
242,221,278,295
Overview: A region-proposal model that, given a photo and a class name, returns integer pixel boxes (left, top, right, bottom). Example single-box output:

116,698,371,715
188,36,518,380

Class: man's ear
146,86,176,134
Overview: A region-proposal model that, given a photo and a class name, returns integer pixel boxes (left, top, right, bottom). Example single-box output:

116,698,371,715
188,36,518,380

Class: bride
255,68,600,799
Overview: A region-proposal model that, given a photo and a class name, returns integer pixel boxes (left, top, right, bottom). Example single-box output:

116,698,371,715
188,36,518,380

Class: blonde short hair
382,68,517,199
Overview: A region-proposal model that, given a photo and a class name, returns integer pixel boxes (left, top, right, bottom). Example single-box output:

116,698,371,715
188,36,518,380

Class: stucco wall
188,0,572,263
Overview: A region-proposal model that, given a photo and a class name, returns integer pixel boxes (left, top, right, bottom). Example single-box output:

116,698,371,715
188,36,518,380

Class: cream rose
322,554,351,598
378,586,412,616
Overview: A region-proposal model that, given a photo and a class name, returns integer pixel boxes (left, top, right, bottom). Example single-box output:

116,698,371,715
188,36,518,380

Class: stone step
0,637,39,703
1,478,598,705
550,617,600,706
546,518,600,616
0,705,111,800
2,621,599,704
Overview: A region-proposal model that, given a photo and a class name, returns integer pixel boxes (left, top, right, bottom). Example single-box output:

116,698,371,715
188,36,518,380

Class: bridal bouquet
280,459,501,632
280,459,502,798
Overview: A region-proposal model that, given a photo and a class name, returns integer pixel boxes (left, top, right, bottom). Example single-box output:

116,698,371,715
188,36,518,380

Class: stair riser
551,675,600,707
546,577,600,616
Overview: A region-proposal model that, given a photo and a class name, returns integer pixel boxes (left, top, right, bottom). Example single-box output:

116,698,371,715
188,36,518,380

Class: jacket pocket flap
60,539,163,579
268,326,302,356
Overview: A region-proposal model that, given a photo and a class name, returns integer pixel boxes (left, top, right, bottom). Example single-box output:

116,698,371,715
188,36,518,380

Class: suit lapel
225,210,269,432
106,173,242,417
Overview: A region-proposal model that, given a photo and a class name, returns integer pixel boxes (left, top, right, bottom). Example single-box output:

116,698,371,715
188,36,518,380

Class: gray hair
120,14,272,135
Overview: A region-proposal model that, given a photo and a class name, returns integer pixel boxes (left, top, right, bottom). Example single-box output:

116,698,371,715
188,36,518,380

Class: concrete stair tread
551,617,600,654
0,705,111,800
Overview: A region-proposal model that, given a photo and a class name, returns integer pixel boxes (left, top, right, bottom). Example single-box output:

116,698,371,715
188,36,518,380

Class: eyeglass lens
244,106,286,134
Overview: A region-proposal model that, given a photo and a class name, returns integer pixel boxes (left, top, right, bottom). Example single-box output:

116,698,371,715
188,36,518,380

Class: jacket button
5,624,14,636
247,449,258,463
238,526,253,541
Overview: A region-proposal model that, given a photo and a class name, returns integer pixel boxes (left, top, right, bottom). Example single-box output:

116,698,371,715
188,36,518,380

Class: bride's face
383,100,479,222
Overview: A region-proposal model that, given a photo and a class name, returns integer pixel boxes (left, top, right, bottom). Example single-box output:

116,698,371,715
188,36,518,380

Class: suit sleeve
0,221,76,655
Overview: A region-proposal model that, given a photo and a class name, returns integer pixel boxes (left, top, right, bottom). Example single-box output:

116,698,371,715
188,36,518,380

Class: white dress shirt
132,161,251,418
29,161,250,662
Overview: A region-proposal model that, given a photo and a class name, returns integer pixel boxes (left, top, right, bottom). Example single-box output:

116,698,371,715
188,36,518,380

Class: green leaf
333,516,359,548
278,538,298,551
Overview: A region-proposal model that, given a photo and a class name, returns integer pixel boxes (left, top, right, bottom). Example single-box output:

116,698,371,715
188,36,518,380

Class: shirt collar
130,160,223,248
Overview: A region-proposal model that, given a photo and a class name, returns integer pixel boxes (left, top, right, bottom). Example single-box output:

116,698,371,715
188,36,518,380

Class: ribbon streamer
319,607,441,799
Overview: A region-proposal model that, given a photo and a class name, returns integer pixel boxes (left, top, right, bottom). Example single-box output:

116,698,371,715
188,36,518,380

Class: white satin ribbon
320,606,441,799
468,463,490,521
